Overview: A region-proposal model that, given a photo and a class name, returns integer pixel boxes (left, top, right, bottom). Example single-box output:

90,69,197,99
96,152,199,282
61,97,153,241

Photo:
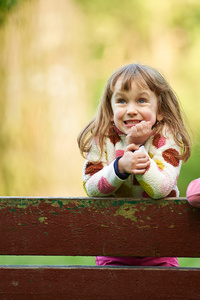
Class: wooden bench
0,197,200,299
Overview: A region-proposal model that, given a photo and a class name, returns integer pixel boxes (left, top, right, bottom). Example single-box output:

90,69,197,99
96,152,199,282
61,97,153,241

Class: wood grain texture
0,197,199,257
0,266,199,299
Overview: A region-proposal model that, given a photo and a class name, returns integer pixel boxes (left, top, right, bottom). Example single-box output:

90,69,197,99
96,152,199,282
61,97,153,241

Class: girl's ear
157,114,163,122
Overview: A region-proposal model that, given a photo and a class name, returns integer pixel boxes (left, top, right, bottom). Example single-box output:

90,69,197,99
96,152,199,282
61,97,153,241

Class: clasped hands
118,121,152,175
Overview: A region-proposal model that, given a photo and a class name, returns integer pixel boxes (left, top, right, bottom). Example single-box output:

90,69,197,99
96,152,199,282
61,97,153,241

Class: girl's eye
138,98,147,104
117,98,126,104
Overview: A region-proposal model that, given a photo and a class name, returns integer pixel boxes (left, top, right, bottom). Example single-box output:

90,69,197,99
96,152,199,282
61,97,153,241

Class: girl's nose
127,103,137,115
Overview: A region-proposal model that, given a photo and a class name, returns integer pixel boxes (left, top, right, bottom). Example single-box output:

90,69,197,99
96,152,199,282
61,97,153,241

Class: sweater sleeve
82,142,125,197
135,131,182,199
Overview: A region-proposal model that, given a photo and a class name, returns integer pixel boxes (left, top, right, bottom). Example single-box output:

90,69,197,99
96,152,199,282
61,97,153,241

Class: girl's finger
125,143,140,152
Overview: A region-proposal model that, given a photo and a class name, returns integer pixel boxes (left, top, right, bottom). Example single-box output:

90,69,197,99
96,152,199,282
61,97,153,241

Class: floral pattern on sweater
82,127,182,199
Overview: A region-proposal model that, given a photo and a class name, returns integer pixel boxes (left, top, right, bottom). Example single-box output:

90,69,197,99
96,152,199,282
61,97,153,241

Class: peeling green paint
167,224,174,228
137,225,150,229
114,201,154,223
38,217,47,223
52,212,59,215
115,203,139,222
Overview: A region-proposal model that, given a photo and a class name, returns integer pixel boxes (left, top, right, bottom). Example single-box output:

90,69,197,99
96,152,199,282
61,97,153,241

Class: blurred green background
0,0,200,267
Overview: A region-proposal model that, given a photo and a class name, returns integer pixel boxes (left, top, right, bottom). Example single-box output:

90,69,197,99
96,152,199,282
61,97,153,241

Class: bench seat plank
0,197,199,257
0,266,199,299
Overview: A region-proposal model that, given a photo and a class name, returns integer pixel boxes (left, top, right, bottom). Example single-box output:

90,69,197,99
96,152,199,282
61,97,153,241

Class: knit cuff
114,157,130,180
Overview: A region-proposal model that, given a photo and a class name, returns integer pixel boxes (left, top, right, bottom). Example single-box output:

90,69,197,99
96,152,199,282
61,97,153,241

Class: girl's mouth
124,120,141,126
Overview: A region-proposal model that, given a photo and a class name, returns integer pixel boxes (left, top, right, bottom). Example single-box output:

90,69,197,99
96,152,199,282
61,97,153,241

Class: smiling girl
77,63,191,267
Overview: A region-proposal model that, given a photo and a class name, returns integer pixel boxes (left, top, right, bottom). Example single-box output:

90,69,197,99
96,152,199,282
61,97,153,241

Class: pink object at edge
186,178,200,208
96,256,179,267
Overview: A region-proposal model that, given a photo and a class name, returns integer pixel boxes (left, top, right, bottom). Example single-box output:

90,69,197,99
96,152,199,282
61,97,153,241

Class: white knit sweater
82,127,182,199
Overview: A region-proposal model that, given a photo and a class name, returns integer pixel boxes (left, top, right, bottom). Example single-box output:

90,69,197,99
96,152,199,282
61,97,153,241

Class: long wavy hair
78,63,191,162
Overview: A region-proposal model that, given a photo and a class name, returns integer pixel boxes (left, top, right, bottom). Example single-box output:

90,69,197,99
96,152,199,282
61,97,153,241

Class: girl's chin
125,126,135,134
124,129,132,135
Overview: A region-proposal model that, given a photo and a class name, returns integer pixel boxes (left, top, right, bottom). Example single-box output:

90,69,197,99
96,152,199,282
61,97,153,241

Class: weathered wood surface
0,265,199,300
0,197,199,257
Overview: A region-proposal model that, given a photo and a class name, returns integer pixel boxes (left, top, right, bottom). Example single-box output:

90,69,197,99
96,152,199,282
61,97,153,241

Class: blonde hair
78,63,191,162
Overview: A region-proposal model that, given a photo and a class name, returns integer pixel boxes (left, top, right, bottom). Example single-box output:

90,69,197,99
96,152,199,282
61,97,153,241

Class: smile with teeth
124,120,141,126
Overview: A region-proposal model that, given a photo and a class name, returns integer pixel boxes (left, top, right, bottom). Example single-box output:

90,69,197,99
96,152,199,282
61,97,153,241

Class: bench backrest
0,197,199,299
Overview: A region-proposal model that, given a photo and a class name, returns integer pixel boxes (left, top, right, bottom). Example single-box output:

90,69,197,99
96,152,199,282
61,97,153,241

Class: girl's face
111,78,162,135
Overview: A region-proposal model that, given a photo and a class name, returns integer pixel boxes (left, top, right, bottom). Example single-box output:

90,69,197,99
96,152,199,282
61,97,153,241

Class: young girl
78,63,191,267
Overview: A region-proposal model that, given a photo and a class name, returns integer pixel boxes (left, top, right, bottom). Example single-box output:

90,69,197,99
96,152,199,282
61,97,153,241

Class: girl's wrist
117,157,125,174
114,157,129,179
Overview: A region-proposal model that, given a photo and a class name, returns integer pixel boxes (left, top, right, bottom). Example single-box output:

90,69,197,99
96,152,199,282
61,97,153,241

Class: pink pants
96,256,179,267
